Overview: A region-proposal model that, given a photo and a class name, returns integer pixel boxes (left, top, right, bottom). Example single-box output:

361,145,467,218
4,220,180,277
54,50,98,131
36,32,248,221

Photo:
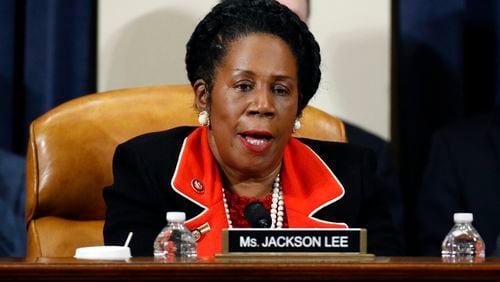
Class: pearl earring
198,111,210,127
293,119,301,133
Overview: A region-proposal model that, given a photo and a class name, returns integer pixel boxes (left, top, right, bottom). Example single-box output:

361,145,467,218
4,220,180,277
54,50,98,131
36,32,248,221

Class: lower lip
239,135,273,153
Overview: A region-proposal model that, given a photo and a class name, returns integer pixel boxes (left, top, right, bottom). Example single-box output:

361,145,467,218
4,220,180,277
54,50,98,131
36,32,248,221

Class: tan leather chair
25,84,346,258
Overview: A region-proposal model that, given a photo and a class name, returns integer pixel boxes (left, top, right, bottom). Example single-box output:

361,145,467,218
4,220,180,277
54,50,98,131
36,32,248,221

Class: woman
103,0,402,257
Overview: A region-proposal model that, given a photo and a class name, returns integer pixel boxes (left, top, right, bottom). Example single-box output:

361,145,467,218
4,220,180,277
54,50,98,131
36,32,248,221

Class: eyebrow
233,68,295,81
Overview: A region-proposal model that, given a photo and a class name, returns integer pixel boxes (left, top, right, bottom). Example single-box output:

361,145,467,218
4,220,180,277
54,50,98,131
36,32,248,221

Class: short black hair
185,0,321,115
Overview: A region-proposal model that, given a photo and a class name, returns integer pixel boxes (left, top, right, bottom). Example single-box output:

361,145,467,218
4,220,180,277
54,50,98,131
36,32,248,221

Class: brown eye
272,84,289,96
235,82,253,92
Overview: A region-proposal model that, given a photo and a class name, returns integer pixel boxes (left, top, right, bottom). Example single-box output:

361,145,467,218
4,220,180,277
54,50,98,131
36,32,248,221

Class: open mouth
239,131,273,152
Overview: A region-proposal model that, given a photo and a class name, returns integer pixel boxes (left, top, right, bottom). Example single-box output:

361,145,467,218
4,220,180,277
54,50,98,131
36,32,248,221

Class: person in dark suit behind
416,106,500,256
0,149,26,257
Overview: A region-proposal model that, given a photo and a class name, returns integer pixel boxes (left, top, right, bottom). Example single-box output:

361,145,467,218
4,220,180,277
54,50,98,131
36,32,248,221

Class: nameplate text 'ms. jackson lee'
222,228,367,254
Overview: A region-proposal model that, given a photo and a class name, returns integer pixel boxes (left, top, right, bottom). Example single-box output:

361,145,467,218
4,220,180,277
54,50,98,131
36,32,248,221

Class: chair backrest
25,84,346,258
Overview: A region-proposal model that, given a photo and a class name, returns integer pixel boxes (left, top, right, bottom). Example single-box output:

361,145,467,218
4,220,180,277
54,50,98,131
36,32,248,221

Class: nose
248,87,275,118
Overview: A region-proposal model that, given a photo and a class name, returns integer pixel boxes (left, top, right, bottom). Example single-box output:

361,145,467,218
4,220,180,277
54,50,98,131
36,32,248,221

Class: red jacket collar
171,127,347,257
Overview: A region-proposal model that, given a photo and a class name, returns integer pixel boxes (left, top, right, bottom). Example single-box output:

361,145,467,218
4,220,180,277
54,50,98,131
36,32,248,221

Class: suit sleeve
103,142,166,256
359,149,404,256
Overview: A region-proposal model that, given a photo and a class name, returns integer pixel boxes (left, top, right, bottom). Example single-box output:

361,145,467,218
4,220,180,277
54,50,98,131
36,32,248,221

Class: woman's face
202,33,299,179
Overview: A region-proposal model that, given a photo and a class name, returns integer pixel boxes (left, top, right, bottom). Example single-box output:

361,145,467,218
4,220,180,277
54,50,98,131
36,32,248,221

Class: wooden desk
0,257,499,281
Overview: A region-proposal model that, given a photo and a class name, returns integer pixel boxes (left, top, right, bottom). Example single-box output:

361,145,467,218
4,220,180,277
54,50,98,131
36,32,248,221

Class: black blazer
103,126,403,256
417,108,500,256
343,121,403,244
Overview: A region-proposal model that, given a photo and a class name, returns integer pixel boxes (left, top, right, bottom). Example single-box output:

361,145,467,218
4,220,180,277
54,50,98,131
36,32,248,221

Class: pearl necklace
222,173,284,229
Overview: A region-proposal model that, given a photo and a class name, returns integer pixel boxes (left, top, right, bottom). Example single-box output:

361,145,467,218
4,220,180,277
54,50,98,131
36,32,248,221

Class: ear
193,79,209,112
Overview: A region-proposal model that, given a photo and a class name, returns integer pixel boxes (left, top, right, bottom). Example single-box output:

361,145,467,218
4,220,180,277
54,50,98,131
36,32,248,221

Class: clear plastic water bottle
441,213,485,263
153,211,197,259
